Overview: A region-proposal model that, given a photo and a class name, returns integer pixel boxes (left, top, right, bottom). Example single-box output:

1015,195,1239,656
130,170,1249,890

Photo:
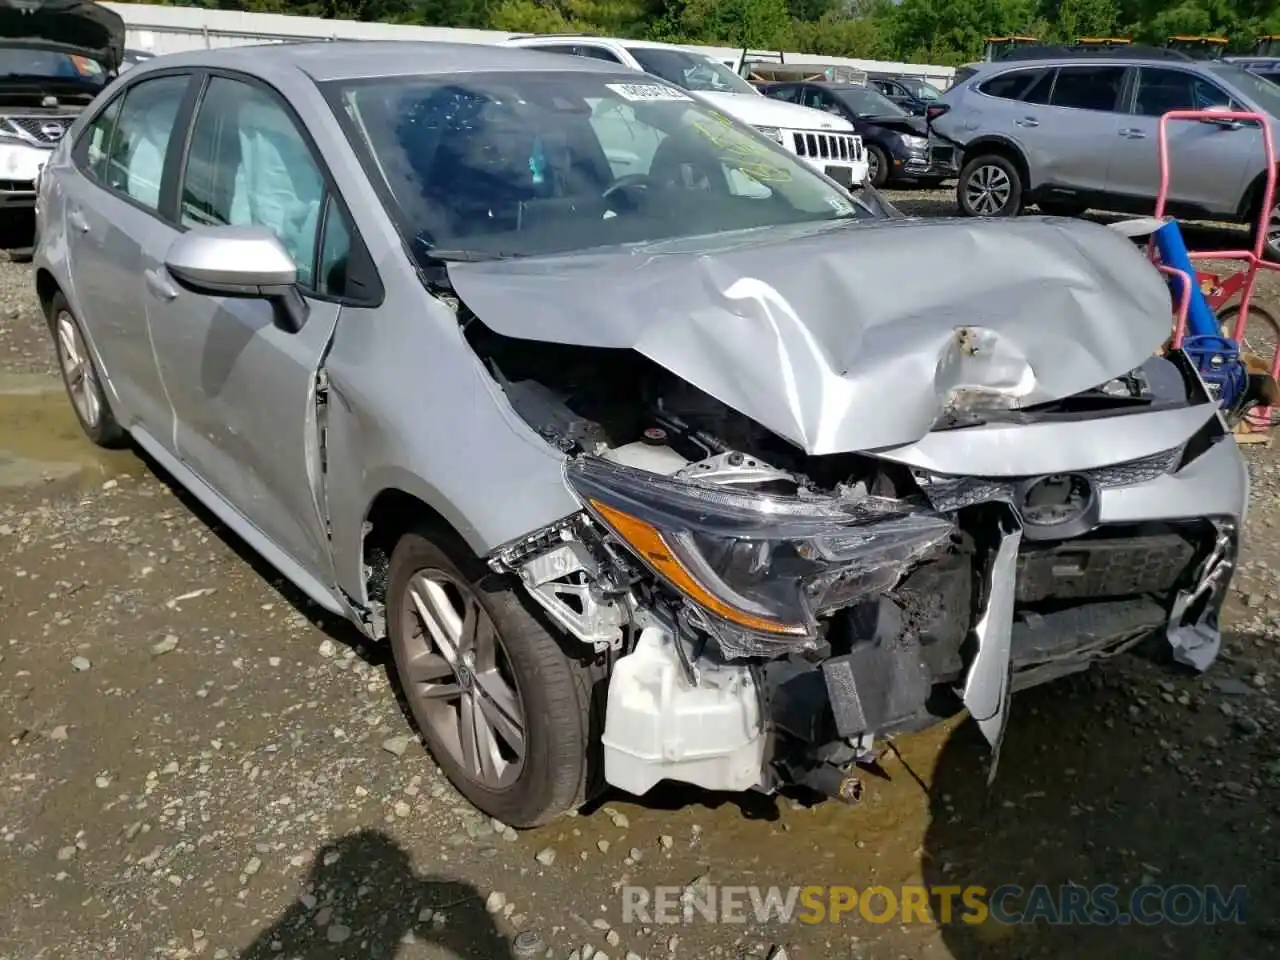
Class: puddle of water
0,373,135,489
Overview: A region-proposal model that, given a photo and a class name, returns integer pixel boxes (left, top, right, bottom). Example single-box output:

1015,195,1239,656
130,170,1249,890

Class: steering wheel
602,173,659,209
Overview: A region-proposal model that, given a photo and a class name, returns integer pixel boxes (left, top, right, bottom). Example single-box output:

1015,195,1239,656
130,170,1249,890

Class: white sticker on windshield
606,82,692,102
825,196,854,214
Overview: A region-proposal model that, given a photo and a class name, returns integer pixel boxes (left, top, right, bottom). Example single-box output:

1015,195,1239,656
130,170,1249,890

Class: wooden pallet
1234,421,1273,444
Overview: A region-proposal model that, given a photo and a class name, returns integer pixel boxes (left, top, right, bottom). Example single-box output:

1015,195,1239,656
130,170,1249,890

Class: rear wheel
49,292,125,448
957,154,1023,217
386,528,596,827
1254,199,1280,263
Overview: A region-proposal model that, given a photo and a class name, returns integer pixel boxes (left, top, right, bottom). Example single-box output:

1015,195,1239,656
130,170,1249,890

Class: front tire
957,154,1023,217
866,144,890,188
386,528,595,827
48,292,125,448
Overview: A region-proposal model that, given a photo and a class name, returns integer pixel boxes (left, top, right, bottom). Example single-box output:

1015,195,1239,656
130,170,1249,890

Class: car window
829,85,908,117
1022,69,1055,104
978,68,1046,101
799,87,836,112
1050,66,1126,111
0,47,107,86
905,79,942,100
1134,67,1236,116
568,45,625,64
180,77,326,289
82,94,124,183
624,47,759,95
765,84,801,103
327,71,876,261
316,195,353,298
1206,64,1280,119
98,75,189,210
587,98,666,178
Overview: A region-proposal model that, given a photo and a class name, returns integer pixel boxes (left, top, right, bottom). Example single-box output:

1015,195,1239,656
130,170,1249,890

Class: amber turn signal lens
588,499,808,636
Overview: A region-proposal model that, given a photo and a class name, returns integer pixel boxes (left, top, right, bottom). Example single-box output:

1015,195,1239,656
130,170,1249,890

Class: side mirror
164,225,309,333
1198,106,1245,129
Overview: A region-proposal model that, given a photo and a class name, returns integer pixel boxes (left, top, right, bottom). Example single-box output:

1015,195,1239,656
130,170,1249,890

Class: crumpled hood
696,90,855,132
0,0,124,71
447,215,1173,456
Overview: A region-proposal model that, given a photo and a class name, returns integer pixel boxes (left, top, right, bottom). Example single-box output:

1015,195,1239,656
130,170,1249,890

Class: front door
1106,65,1255,216
142,74,355,587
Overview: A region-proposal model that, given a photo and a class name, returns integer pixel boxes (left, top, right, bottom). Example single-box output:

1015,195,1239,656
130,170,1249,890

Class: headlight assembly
753,125,785,144
565,457,955,657
901,134,930,151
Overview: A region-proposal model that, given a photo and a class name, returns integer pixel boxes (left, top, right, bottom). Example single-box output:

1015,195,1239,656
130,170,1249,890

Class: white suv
500,35,869,189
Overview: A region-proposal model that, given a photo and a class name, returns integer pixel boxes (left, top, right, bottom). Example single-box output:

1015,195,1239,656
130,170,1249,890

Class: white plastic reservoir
601,626,765,796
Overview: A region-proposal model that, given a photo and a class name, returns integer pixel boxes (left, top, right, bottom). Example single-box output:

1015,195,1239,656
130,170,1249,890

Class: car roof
123,39,624,83
507,34,706,55
965,54,1219,74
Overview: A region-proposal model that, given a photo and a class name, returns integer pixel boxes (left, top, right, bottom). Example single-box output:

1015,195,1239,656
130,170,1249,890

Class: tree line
124,0,1280,66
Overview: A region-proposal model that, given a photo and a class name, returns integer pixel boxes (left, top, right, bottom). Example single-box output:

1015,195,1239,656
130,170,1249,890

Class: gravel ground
2,194,1279,960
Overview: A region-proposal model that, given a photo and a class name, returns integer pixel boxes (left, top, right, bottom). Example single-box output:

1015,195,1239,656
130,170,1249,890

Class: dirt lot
2,191,1279,960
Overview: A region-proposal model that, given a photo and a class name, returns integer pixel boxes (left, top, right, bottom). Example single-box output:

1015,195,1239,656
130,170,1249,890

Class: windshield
327,72,873,261
0,47,105,85
625,47,759,96
831,85,909,117
903,79,941,100
1211,63,1280,117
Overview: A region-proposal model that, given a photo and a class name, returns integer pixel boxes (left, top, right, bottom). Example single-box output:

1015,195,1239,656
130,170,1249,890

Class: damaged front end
465,216,1243,803
484,339,1240,803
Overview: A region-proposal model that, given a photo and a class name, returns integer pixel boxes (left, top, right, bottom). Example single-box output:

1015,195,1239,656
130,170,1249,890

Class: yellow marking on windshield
691,113,794,183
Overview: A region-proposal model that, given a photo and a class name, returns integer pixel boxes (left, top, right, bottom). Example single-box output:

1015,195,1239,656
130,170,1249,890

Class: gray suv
933,54,1280,258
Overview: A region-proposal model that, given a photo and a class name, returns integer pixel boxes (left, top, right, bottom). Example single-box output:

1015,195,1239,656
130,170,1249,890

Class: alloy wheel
965,163,1012,216
1266,202,1280,260
867,149,880,184
401,568,526,789
55,310,100,429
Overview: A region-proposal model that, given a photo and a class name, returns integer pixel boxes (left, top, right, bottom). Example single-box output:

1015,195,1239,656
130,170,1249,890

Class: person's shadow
238,829,511,959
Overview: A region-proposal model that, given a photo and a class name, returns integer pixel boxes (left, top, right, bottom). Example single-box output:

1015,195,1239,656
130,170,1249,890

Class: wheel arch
960,136,1032,190
35,268,61,326
356,482,485,619
1237,167,1273,222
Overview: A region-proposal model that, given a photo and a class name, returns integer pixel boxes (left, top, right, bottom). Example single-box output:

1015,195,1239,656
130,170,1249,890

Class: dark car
761,80,955,187
868,73,944,116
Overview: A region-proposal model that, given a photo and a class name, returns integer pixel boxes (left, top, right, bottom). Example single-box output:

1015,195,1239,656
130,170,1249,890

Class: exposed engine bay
458,305,1239,802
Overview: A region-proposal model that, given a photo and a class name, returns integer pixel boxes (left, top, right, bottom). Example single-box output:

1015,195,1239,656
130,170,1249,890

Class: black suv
868,73,945,116
761,80,956,187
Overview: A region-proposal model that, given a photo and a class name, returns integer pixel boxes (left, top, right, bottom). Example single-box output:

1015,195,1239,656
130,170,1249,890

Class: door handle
1119,128,1147,139
1014,117,1039,127
68,209,89,233
144,267,178,302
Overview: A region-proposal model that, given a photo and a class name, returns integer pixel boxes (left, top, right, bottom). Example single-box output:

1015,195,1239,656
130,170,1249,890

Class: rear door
1106,65,1254,216
1028,64,1127,193
62,71,195,441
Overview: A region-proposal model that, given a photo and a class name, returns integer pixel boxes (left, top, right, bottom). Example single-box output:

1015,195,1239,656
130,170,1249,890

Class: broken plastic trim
564,456,955,656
